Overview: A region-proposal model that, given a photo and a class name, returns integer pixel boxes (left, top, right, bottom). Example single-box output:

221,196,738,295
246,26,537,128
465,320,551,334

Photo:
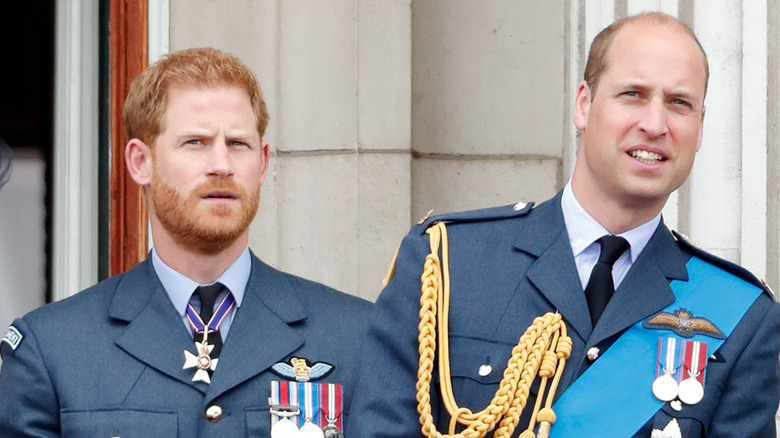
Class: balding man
349,12,780,438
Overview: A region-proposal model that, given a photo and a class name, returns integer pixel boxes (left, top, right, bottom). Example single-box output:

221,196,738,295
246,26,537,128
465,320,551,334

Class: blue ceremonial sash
551,256,763,436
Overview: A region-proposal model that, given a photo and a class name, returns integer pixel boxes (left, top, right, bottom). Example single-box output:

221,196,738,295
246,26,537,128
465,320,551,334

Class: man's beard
150,173,260,255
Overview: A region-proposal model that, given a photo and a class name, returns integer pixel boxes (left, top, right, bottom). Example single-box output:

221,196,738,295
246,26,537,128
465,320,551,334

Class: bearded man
0,48,369,437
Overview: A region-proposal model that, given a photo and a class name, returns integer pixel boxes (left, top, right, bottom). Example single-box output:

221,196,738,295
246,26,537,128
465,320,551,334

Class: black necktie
584,235,629,327
194,283,226,358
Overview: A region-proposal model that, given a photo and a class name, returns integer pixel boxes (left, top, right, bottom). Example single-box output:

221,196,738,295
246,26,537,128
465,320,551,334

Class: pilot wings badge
271,357,334,382
643,308,726,339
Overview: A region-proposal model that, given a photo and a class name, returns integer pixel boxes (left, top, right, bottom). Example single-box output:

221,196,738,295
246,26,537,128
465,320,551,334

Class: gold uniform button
205,405,223,422
586,346,600,361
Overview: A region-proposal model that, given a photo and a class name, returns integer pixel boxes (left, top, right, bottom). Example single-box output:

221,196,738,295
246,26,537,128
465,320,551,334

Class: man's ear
125,138,153,186
259,139,270,185
573,80,592,131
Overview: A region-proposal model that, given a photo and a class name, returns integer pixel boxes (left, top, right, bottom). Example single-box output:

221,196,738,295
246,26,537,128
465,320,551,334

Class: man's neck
570,180,666,235
151,224,249,284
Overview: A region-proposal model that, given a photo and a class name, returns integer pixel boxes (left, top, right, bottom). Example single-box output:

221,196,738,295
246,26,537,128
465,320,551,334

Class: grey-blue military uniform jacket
0,252,370,437
348,192,780,437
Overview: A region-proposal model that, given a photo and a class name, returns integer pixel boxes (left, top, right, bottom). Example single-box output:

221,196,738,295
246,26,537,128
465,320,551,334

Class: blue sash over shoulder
551,257,763,436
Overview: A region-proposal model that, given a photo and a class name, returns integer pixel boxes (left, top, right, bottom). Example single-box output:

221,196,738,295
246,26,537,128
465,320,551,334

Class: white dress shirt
560,181,661,290
151,246,251,340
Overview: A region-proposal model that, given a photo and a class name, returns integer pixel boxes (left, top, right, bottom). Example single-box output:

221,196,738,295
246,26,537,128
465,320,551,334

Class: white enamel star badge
651,418,682,438
183,341,218,384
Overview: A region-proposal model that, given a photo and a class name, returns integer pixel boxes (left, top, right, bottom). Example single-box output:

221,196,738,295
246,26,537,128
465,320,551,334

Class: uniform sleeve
347,229,435,437
706,297,780,437
0,318,61,437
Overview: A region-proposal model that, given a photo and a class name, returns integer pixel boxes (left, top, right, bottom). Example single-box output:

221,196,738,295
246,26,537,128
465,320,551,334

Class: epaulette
416,201,535,234
672,230,776,300
382,201,535,287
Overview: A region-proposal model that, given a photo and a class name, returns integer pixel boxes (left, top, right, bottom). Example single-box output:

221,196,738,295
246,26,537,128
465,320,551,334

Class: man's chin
177,230,244,255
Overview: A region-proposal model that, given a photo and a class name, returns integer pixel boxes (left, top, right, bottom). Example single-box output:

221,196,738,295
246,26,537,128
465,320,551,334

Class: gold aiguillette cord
417,222,572,438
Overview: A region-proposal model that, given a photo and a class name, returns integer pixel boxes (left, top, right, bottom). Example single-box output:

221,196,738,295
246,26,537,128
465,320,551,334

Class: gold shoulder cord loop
417,222,572,438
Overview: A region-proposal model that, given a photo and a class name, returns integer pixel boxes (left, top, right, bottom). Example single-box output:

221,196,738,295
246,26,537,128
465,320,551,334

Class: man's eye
186,139,202,145
229,140,253,148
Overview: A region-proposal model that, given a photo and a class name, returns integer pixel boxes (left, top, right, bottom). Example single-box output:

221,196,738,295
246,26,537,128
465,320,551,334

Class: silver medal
299,420,324,438
678,377,704,405
652,373,678,402
322,425,344,438
653,337,681,402
271,417,300,438
678,340,706,405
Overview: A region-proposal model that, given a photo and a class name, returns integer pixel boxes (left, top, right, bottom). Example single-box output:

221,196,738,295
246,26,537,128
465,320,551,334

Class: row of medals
270,410,343,438
651,338,706,411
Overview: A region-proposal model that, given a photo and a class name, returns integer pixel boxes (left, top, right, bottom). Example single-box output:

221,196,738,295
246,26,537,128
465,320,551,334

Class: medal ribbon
552,256,763,436
271,381,300,424
271,380,281,425
682,340,707,384
321,383,344,430
298,382,320,427
185,292,235,336
271,380,337,430
656,337,680,379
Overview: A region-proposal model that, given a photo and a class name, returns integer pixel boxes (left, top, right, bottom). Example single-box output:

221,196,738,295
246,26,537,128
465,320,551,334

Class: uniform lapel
514,194,593,342
589,223,688,346
204,256,306,403
110,259,206,393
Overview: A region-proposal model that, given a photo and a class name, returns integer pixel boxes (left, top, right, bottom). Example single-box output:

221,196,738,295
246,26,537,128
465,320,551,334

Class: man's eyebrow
666,90,698,99
224,130,256,139
176,128,214,137
611,82,650,93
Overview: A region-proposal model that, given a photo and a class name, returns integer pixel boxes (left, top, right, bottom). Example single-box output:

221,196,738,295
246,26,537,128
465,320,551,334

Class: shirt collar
561,181,660,262
151,247,251,317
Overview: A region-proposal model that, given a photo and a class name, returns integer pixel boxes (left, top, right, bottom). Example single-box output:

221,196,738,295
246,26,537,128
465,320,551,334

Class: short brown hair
123,47,269,145
584,12,709,98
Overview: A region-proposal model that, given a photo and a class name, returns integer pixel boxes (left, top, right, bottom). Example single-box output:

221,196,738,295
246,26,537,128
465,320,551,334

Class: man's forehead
611,21,705,66
603,22,707,88
611,21,693,52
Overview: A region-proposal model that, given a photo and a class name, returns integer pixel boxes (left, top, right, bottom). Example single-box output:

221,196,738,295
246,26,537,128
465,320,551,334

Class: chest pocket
61,408,177,438
447,336,540,412
245,406,270,436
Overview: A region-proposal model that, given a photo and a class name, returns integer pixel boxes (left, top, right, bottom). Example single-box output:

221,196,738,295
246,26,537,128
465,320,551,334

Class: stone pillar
410,0,565,220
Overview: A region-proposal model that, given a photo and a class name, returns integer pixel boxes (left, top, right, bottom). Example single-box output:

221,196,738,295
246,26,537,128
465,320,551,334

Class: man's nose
638,99,668,138
207,141,234,176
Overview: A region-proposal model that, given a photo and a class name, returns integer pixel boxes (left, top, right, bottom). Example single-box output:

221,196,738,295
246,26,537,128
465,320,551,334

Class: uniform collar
151,247,251,317
561,181,660,263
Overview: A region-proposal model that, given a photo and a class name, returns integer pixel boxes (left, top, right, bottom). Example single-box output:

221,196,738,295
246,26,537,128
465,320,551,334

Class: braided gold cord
417,222,571,438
